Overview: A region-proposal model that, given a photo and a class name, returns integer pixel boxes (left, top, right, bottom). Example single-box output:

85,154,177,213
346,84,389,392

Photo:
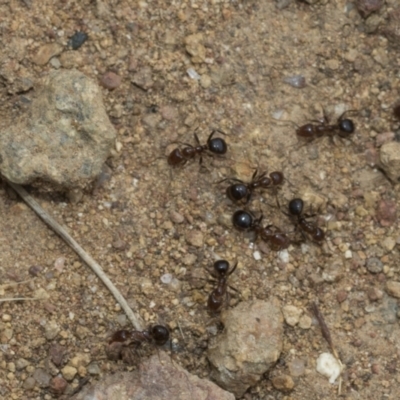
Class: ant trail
6,180,143,331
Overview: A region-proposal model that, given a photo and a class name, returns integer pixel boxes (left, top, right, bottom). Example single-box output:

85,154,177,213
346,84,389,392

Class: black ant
286,198,325,243
167,129,227,167
232,210,291,251
106,324,170,363
207,260,238,314
219,169,284,204
296,110,356,142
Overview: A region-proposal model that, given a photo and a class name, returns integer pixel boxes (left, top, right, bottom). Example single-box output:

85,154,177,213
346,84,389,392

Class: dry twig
6,180,143,331
311,301,344,395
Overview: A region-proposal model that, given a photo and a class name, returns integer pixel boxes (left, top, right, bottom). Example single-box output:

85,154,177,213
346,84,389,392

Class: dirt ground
1,0,400,399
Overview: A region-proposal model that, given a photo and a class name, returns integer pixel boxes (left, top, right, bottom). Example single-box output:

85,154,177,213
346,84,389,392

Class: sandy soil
1,0,400,399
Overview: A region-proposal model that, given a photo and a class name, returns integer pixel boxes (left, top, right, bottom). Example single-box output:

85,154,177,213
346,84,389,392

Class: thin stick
311,301,343,395
0,297,40,302
6,180,143,331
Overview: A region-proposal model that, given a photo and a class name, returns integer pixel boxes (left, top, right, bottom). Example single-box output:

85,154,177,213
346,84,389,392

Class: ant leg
194,132,201,145
217,177,244,184
338,109,358,121
228,261,238,276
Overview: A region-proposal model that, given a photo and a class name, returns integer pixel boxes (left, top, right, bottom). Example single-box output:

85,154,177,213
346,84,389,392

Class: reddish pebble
367,287,383,301
50,376,68,395
336,290,348,303
371,364,380,374
29,265,42,276
356,0,384,18
100,71,122,89
376,199,397,226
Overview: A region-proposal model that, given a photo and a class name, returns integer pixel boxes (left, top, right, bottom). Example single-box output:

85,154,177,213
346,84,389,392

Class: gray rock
32,368,51,388
71,351,234,400
0,70,116,190
379,142,400,183
207,299,283,397
366,257,383,274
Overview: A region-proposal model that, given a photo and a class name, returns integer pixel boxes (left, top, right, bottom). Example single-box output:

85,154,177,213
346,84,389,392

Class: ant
296,110,356,142
207,259,238,314
106,324,170,363
219,169,284,204
232,210,291,251
167,129,227,167
286,198,325,243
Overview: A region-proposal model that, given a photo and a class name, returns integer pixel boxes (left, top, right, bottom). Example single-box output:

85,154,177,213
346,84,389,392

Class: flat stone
71,352,234,400
61,365,78,381
207,299,283,397
282,305,303,326
32,43,63,66
386,281,400,299
379,142,400,183
186,230,204,247
0,70,116,190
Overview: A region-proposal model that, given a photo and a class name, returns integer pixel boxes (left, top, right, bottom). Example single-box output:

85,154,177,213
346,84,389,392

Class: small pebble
386,281,400,299
54,257,66,272
376,199,397,227
316,353,342,384
366,257,383,274
278,249,289,263
284,74,306,88
367,287,383,301
336,290,348,303
32,43,63,66
289,358,305,377
61,365,77,381
271,374,295,392
282,305,302,326
381,237,396,251
50,376,68,395
23,377,36,390
298,314,312,329
33,368,52,388
186,230,204,247
100,72,122,89
2,314,12,322
170,210,185,224
87,362,101,375
29,265,42,276
68,31,88,50
253,251,261,261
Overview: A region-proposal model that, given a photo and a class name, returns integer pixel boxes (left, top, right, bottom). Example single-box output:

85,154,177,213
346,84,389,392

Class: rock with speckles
0,70,116,190
207,299,283,397
379,142,400,183
71,351,234,400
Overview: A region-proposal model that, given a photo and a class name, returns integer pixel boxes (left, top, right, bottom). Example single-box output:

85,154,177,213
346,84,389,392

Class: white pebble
316,352,342,384
187,68,201,80
344,250,352,259
278,249,289,263
161,273,173,284
253,251,261,261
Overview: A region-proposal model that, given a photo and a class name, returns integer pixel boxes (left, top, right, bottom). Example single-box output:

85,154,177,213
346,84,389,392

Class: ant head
227,183,248,202
269,171,284,186
208,137,227,155
338,118,355,136
289,198,304,216
213,259,230,276
232,210,254,231
151,325,170,346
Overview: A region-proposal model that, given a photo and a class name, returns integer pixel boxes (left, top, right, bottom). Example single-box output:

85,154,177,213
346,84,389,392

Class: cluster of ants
106,109,361,362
